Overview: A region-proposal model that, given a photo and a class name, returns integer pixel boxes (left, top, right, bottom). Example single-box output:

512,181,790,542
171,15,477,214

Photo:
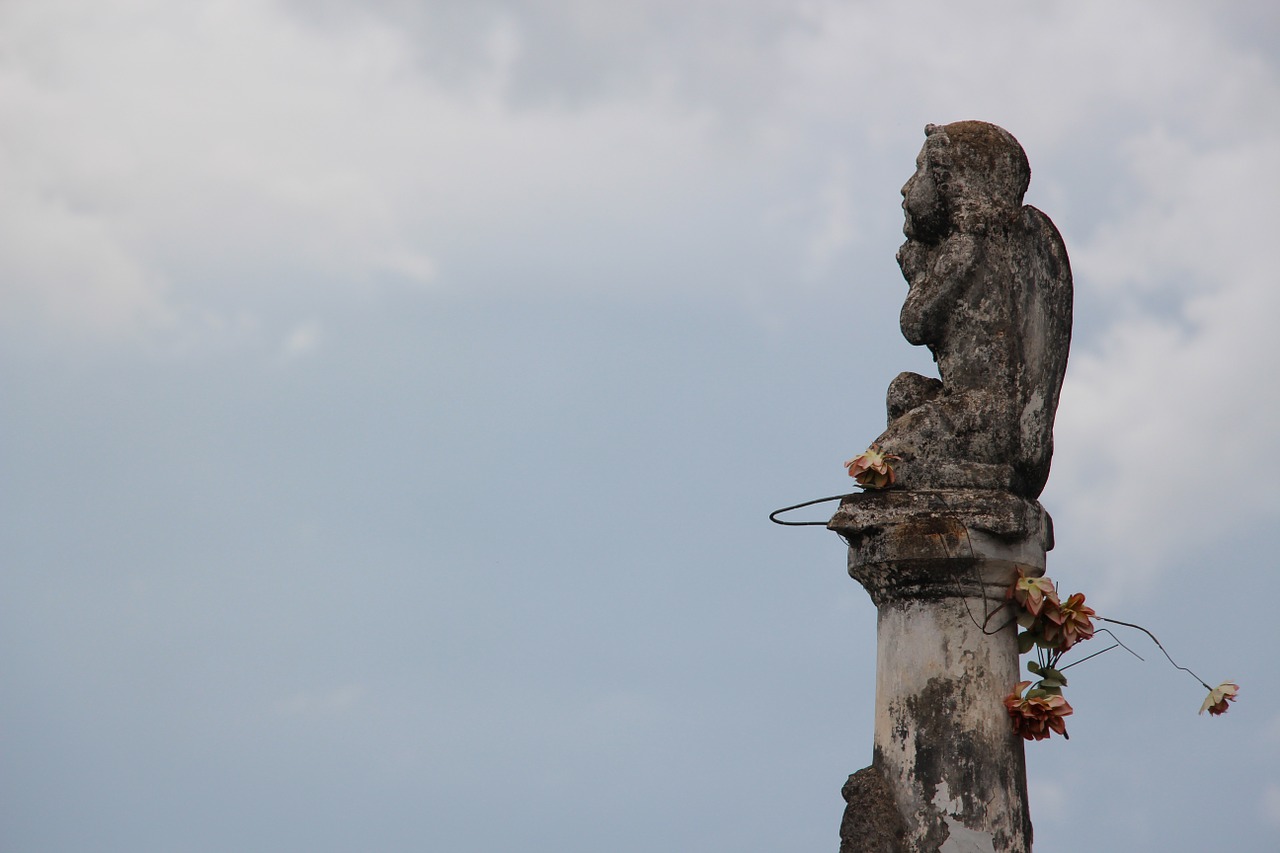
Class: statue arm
899,234,980,345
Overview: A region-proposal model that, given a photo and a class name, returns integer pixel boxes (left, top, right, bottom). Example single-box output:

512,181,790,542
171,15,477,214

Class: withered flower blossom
1045,592,1096,652
1199,681,1240,716
1008,567,1059,617
1004,681,1074,741
844,444,900,489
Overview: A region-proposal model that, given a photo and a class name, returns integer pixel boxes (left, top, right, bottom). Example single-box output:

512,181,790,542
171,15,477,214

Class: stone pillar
830,489,1052,853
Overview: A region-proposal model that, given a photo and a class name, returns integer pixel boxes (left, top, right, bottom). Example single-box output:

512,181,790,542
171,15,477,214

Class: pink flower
1004,681,1074,741
1199,681,1239,716
844,444,900,489
1044,592,1096,652
1008,567,1059,618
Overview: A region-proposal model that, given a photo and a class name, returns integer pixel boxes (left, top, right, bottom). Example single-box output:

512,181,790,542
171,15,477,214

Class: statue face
901,148,947,244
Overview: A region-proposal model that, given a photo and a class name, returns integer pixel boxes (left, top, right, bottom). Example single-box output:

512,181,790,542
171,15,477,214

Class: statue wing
1015,206,1074,497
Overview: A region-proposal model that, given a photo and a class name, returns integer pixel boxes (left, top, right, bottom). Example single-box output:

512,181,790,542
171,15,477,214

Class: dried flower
844,444,900,489
1199,681,1239,716
1008,567,1059,617
1046,592,1096,652
1004,681,1074,741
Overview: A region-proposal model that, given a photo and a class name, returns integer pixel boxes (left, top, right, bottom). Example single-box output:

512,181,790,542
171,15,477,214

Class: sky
1,1,1277,850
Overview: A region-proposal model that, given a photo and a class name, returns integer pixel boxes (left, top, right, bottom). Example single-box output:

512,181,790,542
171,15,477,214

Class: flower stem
1058,644,1118,671
1094,615,1212,691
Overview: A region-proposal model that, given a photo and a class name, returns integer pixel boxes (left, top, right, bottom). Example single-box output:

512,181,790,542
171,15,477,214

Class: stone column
830,489,1052,853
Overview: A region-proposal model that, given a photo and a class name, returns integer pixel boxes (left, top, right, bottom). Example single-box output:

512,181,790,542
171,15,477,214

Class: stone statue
829,121,1071,852
873,121,1072,499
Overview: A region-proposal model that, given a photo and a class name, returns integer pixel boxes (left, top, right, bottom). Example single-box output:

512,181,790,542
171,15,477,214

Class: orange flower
1199,681,1239,716
1004,681,1074,741
1008,567,1059,617
844,444,900,489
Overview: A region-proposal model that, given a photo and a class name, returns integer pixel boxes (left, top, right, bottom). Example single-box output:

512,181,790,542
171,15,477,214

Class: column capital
828,489,1052,607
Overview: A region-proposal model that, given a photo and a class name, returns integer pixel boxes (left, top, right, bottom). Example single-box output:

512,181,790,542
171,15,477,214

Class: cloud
1263,783,1280,829
1048,121,1280,597
0,183,174,340
1026,777,1069,824
0,0,725,344
280,319,324,360
1,1,1275,596
270,684,365,719
799,156,859,280
6,0,1270,344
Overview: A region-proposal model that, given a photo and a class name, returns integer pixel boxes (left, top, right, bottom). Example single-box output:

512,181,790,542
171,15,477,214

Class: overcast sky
2,1,1277,851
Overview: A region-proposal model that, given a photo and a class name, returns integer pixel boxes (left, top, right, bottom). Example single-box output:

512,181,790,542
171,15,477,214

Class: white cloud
800,155,858,280
280,319,324,360
376,250,437,287
5,0,1271,344
1027,777,1069,823
0,183,174,339
1048,122,1280,597
1,1,1276,597
0,0,724,344
270,683,365,719
1263,783,1280,829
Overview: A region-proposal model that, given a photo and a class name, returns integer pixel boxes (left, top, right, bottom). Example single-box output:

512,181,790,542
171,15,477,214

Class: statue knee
886,372,943,422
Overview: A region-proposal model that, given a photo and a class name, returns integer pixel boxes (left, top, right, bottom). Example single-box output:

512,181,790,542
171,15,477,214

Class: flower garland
1003,567,1238,740
843,446,1239,741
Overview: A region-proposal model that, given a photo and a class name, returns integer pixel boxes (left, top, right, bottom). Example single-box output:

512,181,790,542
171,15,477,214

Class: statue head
902,121,1031,242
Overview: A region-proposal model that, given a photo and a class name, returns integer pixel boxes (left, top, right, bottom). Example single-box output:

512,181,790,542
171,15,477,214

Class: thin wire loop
768,493,855,526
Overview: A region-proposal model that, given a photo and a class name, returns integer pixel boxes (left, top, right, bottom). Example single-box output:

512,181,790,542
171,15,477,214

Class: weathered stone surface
875,121,1073,500
830,489,1052,551
830,489,1051,607
832,489,1041,852
868,594,1032,853
840,766,907,853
